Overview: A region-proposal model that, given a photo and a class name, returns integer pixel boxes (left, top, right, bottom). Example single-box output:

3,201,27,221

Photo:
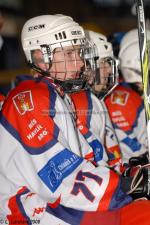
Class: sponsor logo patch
38,149,83,193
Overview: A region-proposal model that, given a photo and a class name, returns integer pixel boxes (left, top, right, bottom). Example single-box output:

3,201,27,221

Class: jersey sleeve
101,101,122,172
70,91,108,165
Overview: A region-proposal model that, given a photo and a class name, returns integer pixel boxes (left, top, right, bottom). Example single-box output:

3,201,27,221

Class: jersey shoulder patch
105,85,143,132
1,80,59,154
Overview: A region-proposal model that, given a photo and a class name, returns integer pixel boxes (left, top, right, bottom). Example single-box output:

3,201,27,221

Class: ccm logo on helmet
28,24,45,31
71,30,82,35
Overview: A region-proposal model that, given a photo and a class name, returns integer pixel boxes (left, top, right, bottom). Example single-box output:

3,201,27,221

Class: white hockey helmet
85,30,118,98
21,14,86,63
85,30,107,44
21,14,95,92
119,28,150,83
119,29,138,52
85,30,114,59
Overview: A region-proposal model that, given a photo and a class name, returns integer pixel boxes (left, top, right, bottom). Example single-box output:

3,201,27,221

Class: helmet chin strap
27,61,53,83
28,61,50,77
28,61,87,93
54,76,87,93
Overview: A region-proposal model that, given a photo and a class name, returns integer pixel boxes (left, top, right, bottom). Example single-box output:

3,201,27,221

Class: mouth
62,71,81,80
70,73,80,79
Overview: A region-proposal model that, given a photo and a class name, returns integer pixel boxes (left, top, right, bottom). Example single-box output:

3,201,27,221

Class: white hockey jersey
0,77,132,224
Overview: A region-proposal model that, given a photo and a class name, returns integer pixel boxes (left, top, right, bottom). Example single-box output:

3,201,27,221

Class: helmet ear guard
41,45,53,64
27,45,52,78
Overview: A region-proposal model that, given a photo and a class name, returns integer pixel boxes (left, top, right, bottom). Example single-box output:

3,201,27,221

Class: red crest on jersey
111,90,129,106
13,90,34,115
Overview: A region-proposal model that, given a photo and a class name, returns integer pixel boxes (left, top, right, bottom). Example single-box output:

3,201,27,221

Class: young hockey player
105,29,149,165
84,30,122,171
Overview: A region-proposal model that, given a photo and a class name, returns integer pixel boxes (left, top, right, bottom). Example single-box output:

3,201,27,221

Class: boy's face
93,58,113,93
32,45,84,81
50,45,84,80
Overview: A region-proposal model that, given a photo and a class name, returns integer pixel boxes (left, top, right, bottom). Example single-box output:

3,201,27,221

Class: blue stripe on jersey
46,204,84,225
109,181,132,210
131,102,144,131
0,112,59,155
89,138,104,162
84,130,92,139
121,137,141,152
43,78,57,118
84,130,104,162
38,149,83,193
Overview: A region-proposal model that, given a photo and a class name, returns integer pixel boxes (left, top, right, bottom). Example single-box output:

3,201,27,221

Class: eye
99,60,105,67
65,50,74,57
